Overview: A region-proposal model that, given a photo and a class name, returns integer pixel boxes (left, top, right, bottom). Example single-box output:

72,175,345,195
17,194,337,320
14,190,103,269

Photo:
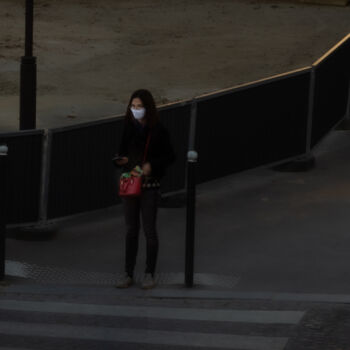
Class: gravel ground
1,0,350,130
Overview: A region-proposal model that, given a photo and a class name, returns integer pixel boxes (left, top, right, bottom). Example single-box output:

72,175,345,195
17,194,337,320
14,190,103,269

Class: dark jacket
117,119,176,180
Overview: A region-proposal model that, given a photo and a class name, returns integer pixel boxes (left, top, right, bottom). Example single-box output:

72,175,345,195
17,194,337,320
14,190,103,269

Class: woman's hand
115,157,128,166
142,162,152,176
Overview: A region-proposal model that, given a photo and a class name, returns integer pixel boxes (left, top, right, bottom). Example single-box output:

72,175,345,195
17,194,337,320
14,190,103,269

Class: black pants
122,188,160,277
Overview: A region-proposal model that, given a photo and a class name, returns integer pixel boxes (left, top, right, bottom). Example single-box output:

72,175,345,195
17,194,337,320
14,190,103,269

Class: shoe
141,273,156,289
116,273,134,288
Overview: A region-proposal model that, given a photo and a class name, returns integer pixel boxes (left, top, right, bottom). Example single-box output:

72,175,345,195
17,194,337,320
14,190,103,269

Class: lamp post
19,0,36,130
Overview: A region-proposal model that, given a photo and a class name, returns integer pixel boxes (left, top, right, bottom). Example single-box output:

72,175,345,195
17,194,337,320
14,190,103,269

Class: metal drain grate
5,260,240,288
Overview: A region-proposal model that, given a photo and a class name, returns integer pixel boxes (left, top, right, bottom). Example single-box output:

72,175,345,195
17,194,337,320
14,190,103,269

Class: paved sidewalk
4,129,350,294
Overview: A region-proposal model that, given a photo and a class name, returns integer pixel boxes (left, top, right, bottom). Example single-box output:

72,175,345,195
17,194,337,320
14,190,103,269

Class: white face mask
131,107,146,120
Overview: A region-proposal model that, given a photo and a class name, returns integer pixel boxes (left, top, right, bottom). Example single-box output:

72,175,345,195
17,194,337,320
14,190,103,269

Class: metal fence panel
195,70,311,183
0,131,43,224
311,37,350,148
158,103,191,193
47,119,123,219
6,35,350,224
47,104,191,219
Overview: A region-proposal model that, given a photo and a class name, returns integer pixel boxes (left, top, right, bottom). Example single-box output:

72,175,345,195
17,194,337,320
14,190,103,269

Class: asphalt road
1,283,350,349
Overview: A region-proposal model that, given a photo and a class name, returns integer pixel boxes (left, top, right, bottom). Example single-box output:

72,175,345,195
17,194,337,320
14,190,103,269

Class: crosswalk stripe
4,284,350,304
0,348,32,350
0,300,304,324
0,321,288,350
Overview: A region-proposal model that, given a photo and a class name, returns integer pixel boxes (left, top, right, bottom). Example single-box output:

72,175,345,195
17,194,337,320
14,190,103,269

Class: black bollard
20,56,37,130
0,145,8,281
185,150,198,287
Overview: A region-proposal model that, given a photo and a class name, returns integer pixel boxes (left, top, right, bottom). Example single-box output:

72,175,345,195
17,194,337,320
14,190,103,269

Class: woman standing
114,89,175,289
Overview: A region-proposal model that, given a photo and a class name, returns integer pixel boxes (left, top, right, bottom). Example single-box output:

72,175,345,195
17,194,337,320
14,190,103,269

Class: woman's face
131,97,144,110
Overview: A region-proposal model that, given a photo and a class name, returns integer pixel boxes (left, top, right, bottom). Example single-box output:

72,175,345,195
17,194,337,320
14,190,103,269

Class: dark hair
125,89,159,127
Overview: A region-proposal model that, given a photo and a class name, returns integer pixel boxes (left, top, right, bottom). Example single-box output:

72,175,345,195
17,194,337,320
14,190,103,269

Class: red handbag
118,133,151,198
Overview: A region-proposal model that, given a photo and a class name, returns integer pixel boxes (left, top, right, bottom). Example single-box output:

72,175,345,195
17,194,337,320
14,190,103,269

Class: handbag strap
142,131,151,164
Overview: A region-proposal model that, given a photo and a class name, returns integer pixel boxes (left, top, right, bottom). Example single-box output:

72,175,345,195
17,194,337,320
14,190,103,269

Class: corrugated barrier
194,68,311,183
0,130,43,224
1,34,349,225
45,102,192,220
47,118,123,219
311,34,350,148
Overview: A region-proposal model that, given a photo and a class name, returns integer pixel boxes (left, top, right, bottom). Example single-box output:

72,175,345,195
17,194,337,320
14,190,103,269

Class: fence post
305,66,316,153
38,129,52,223
0,145,8,281
345,78,350,119
185,100,198,287
335,78,350,130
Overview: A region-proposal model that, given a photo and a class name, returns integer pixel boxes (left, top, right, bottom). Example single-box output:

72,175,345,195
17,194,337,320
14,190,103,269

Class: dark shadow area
270,154,316,172
159,192,186,208
6,223,58,241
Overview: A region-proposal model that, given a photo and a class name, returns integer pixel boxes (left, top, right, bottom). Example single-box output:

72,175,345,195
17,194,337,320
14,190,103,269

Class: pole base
271,154,316,172
7,222,58,241
335,118,350,130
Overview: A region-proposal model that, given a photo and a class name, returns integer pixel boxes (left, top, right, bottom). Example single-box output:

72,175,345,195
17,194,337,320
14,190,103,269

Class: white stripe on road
0,348,32,350
0,300,304,324
0,321,288,350
4,284,350,304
